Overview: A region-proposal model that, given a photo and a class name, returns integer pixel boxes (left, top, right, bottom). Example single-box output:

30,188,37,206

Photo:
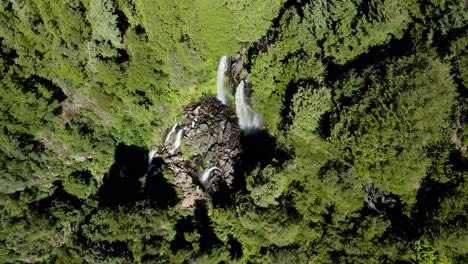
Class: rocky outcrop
230,47,248,82
364,183,396,213
152,96,241,209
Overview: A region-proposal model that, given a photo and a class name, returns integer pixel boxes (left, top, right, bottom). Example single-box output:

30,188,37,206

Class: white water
216,56,229,104
147,150,157,171
164,118,178,145
199,166,221,183
235,81,263,132
148,150,157,166
169,129,184,153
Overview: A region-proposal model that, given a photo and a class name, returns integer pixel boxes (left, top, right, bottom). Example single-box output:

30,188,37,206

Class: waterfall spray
216,56,229,104
235,81,263,132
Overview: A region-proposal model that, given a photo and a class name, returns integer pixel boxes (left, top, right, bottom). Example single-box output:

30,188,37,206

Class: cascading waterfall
169,129,184,153
164,118,178,145
235,80,263,132
199,166,221,184
147,150,157,171
216,56,229,104
148,150,157,166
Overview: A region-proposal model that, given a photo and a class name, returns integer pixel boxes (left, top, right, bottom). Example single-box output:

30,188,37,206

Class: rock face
153,96,241,209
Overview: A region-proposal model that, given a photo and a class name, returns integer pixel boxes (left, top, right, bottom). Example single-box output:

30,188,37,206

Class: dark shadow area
115,48,130,64
413,178,455,230
210,176,233,208
145,157,178,208
2,1,12,12
29,181,83,216
114,8,130,39
140,235,166,262
278,78,321,132
278,81,299,132
433,25,468,58
24,75,67,103
69,170,98,190
239,130,292,175
383,197,418,240
453,72,468,98
317,111,332,139
97,143,148,206
358,183,419,241
244,0,308,72
194,200,223,252
456,255,468,264
15,131,46,152
227,235,243,260
449,148,468,172
135,89,152,107
412,147,468,227
0,37,18,67
325,28,415,85
135,25,146,36
266,0,306,42
170,216,195,253
231,156,244,192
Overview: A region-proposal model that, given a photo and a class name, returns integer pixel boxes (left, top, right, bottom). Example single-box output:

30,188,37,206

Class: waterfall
147,150,157,171
164,118,178,145
216,56,229,104
169,129,184,153
199,166,221,184
235,80,263,132
148,150,157,166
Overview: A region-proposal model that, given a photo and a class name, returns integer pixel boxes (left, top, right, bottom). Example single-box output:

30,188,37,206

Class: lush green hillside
0,0,467,263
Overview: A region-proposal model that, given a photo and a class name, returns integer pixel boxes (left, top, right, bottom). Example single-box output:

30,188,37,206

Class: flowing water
235,81,263,132
169,129,184,153
164,118,178,145
147,150,157,171
148,150,157,165
199,166,221,183
216,56,229,104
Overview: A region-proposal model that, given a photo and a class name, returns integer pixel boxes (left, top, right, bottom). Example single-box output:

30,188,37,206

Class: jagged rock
364,183,396,213
154,95,241,210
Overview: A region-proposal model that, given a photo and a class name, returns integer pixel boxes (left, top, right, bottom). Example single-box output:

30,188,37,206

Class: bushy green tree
331,54,457,197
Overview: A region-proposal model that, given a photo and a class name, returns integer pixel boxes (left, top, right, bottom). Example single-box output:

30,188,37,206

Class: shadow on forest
170,216,196,253
29,180,82,214
169,201,235,257
97,143,147,206
240,130,291,172
359,149,468,241
145,157,178,208
234,130,291,191
97,143,177,208
210,175,234,208
413,149,468,229
194,200,223,252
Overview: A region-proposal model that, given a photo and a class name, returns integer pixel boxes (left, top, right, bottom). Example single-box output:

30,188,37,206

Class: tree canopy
0,0,467,263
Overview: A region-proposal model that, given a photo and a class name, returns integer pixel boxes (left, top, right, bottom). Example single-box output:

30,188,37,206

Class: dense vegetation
0,0,467,263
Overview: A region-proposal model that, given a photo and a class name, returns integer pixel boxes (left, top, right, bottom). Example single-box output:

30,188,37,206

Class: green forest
0,0,467,263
